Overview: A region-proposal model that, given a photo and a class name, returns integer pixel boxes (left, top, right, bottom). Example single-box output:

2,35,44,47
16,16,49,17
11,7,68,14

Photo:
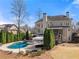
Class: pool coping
0,41,34,53
0,41,43,53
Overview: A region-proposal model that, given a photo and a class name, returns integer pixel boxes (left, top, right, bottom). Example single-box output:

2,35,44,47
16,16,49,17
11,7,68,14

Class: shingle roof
35,15,72,23
47,15,71,21
0,24,17,29
3,24,15,27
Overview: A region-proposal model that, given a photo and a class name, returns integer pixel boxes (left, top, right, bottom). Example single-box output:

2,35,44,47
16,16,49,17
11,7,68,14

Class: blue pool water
8,41,30,49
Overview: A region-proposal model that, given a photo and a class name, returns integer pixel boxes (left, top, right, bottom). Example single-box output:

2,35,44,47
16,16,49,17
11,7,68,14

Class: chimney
43,13,47,22
43,13,47,32
66,11,69,17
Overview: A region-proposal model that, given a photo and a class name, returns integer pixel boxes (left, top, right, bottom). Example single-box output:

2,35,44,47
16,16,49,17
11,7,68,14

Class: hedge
0,31,7,44
0,31,2,43
17,32,25,40
0,31,25,44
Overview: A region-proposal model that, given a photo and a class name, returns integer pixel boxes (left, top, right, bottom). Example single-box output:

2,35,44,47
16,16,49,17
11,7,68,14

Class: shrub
28,50,43,57
25,31,29,40
20,33,25,40
43,28,50,49
2,31,7,44
17,33,21,41
49,29,55,49
0,30,26,43
16,32,25,41
0,31,16,43
7,33,11,43
43,28,55,50
0,31,2,43
11,33,15,42
14,34,18,41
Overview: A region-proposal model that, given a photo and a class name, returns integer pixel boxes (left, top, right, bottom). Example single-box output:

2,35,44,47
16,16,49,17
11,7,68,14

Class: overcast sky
0,0,79,27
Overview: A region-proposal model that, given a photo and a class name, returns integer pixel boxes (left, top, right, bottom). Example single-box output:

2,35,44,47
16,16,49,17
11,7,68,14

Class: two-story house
0,24,18,34
35,12,72,43
0,24,27,34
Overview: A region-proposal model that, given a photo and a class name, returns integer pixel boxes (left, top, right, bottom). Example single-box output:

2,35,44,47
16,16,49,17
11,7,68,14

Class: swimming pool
8,41,30,49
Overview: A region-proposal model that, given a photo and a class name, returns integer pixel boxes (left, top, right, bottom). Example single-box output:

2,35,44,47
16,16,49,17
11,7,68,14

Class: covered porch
49,27,64,44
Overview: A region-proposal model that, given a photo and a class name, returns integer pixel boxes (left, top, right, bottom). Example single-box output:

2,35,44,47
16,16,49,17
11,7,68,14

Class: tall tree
11,0,27,39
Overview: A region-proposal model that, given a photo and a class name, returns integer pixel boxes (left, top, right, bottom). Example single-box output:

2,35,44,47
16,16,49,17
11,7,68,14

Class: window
48,24,50,27
52,23,53,26
66,22,69,26
50,23,53,28
41,24,43,28
60,23,62,26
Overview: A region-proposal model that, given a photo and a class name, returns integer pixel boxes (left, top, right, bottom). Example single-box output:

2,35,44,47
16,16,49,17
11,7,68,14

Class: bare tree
11,0,27,34
11,0,27,53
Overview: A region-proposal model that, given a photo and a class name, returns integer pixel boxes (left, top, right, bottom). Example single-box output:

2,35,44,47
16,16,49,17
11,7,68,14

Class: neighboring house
35,12,72,43
0,24,18,34
20,27,27,33
0,24,27,34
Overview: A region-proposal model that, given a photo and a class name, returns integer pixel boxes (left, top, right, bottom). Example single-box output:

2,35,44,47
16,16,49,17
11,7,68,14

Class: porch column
43,13,47,33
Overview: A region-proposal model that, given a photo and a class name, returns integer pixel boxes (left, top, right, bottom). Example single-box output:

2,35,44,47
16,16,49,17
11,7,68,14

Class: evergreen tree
49,29,55,49
26,30,29,40
43,28,55,50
